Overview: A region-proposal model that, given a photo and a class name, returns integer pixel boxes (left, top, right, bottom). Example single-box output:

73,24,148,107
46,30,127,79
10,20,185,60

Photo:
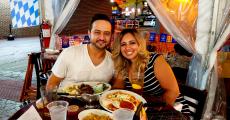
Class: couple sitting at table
46,13,191,116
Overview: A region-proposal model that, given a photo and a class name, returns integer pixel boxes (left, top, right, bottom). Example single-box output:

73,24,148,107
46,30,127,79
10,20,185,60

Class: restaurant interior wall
0,1,40,39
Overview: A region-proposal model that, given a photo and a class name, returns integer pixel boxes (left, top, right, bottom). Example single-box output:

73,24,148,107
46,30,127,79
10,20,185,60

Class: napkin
17,105,42,120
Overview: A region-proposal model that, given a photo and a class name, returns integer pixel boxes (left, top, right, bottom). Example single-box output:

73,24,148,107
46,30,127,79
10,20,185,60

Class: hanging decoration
9,0,40,28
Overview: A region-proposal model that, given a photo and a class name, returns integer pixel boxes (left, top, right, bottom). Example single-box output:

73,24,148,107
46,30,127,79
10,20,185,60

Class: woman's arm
154,55,179,106
111,73,125,89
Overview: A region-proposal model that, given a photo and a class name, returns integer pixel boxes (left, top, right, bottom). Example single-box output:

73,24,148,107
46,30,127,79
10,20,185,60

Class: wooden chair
172,67,188,84
179,84,208,120
20,52,53,102
19,53,37,102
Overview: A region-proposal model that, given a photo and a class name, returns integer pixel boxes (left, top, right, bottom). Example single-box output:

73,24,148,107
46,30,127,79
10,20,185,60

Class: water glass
113,108,135,120
47,100,69,120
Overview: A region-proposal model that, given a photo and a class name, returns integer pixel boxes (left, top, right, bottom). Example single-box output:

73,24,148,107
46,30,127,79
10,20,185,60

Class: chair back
19,53,36,102
20,52,53,102
32,52,44,99
179,84,208,120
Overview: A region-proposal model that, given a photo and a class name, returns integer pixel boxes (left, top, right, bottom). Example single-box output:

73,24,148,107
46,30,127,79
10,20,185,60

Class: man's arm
46,73,64,91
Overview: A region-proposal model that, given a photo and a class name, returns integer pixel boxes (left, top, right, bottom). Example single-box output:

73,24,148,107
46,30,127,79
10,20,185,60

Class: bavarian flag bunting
10,0,40,28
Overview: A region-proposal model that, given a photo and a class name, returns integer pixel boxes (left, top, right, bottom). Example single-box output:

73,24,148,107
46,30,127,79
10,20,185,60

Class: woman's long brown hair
112,29,150,79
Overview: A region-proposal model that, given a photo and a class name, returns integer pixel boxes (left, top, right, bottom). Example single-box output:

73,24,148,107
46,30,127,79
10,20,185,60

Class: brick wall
0,1,40,39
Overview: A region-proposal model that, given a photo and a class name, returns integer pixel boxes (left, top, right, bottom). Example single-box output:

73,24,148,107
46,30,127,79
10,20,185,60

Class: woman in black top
112,29,190,114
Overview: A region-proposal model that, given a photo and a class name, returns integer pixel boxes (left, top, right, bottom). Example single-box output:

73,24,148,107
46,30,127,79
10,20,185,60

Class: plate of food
78,109,113,120
99,90,147,112
57,82,111,98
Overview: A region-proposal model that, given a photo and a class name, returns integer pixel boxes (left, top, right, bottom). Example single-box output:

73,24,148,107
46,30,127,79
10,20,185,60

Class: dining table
9,93,189,120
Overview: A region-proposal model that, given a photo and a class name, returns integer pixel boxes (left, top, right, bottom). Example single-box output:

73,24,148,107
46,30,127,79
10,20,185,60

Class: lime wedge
132,84,142,89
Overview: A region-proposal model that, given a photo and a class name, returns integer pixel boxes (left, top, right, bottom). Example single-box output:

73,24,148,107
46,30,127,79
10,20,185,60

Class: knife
57,92,81,98
133,102,143,120
57,92,69,95
143,101,166,107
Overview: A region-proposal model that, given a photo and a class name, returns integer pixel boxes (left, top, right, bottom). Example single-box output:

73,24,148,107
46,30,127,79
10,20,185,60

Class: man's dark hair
89,13,114,33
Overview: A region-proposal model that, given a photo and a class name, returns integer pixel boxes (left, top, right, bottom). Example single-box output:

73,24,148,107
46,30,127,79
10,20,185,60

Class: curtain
48,0,80,49
42,0,68,26
147,0,197,54
43,0,54,25
147,0,229,119
52,0,68,25
200,0,230,118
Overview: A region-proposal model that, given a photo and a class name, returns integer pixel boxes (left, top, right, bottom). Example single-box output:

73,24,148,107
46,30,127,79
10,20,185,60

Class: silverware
143,101,166,107
133,102,143,120
56,92,81,98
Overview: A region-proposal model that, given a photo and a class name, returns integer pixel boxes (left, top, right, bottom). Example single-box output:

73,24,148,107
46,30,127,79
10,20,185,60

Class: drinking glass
130,72,144,95
46,86,58,102
47,100,69,120
113,108,134,120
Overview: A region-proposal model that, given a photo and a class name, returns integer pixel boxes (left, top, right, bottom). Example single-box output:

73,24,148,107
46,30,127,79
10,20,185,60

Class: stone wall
0,1,40,39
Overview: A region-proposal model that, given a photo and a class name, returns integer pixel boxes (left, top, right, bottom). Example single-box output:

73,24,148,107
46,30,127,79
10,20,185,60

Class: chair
32,52,47,99
19,53,37,102
179,84,208,120
172,67,188,84
20,52,53,102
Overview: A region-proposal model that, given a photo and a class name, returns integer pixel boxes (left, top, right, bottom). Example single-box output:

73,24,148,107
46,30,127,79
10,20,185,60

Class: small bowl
78,109,113,120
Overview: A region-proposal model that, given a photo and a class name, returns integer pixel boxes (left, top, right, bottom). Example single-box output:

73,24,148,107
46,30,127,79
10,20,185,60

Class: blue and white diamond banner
10,0,40,28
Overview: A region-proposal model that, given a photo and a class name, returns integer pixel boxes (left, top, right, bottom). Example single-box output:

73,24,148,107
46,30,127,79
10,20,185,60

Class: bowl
78,109,113,120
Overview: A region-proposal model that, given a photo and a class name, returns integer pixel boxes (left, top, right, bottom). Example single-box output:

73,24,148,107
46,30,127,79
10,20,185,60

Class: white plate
45,49,60,54
78,109,113,120
99,89,147,112
58,82,111,98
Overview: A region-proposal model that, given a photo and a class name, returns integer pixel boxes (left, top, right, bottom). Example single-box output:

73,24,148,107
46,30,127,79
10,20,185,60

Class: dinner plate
99,89,147,112
57,82,111,98
78,109,113,120
45,48,60,54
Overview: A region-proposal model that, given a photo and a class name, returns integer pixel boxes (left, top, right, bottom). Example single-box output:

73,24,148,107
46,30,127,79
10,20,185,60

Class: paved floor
0,37,40,119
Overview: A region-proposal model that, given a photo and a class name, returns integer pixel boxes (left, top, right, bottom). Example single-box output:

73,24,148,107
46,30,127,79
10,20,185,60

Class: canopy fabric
52,0,69,26
147,0,229,119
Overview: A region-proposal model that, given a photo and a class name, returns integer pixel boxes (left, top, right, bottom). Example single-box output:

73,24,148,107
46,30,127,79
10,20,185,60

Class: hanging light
125,7,129,12
124,7,130,16
131,8,135,13
144,1,148,7
137,8,141,14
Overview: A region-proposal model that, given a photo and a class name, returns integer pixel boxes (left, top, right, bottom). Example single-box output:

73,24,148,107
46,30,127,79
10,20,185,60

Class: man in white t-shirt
46,14,114,91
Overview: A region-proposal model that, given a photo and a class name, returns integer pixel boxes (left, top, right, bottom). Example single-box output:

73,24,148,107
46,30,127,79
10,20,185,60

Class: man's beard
91,41,108,50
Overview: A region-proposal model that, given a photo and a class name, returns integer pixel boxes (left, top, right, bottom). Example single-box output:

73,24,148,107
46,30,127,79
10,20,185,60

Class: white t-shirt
52,45,114,88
